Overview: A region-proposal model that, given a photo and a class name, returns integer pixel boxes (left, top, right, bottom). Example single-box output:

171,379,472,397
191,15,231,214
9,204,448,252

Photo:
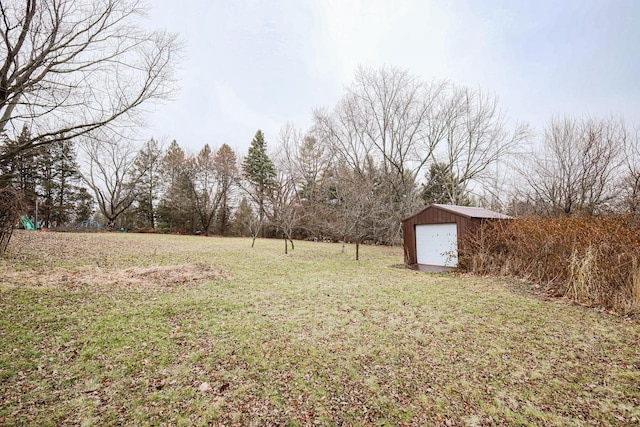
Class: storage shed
402,204,511,271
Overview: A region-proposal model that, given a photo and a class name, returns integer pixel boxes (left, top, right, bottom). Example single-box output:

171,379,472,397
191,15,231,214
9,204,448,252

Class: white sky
143,0,640,155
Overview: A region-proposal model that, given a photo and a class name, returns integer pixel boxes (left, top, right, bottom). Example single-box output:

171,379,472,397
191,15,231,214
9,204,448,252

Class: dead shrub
460,215,640,314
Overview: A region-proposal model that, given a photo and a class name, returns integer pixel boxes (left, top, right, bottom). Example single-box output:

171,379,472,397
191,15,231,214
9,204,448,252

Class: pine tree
72,187,95,222
36,142,55,227
241,130,277,237
4,125,38,202
52,140,82,226
2,127,87,228
230,197,256,237
421,162,470,206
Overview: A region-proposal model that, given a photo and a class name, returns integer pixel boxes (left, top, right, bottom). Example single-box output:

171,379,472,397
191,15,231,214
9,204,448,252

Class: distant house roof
404,204,512,222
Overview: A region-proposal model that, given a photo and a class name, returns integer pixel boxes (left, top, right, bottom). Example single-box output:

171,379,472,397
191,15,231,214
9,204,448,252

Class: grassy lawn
1,231,639,426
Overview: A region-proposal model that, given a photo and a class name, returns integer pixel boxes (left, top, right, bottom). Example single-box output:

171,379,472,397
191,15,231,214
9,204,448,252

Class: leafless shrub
461,216,640,314
520,116,626,216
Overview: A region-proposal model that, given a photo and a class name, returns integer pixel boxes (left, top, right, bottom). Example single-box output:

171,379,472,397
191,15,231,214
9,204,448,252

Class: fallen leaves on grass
2,232,639,426
198,382,212,393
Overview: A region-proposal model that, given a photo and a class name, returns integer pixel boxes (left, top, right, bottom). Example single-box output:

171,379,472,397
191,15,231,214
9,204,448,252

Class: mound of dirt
1,263,228,289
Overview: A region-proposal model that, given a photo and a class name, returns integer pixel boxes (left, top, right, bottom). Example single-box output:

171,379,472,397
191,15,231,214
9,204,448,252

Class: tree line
1,2,639,257
0,0,179,253
1,125,93,228
3,65,640,258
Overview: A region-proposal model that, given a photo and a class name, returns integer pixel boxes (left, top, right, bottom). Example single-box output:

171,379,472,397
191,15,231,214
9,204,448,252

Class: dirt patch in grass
1,231,231,290
0,263,227,289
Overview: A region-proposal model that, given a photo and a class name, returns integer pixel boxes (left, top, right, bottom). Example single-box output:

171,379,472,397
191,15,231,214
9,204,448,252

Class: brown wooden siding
402,206,484,266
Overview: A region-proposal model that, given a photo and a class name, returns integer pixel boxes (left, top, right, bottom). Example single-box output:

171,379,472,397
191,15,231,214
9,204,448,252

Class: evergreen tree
2,127,84,227
73,187,95,222
36,142,55,227
241,130,277,237
421,162,470,206
3,133,85,247
3,125,38,201
230,196,257,238
51,140,82,226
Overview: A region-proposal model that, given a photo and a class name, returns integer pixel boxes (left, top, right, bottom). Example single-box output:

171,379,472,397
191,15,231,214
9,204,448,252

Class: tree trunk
284,235,288,254
258,199,265,238
355,239,360,261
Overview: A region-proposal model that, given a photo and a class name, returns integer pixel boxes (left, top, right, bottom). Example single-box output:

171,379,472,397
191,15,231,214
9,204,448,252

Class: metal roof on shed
431,204,512,219
403,204,512,221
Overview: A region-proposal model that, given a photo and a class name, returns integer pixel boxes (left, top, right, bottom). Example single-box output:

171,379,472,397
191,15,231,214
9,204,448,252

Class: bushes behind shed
460,215,640,314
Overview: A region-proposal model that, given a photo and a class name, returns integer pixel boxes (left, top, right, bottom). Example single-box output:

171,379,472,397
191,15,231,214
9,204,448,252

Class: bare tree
0,0,180,166
268,173,302,254
276,123,332,197
314,66,443,201
187,144,222,235
78,136,144,228
0,186,22,254
274,123,333,238
619,124,640,216
431,87,529,204
313,93,392,244
346,66,447,197
326,160,383,260
313,66,524,244
523,116,625,216
213,144,238,235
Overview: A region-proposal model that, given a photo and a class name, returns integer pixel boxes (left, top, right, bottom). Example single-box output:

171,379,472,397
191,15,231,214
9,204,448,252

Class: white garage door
415,223,458,267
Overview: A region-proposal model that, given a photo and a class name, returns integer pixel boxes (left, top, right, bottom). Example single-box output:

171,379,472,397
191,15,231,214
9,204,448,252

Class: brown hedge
460,215,640,314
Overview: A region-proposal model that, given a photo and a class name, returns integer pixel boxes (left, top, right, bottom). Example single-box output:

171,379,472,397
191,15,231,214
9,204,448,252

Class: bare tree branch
521,116,625,215
0,0,181,165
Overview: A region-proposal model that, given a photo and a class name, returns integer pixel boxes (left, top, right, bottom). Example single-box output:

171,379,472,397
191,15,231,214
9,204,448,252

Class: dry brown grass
0,263,226,289
461,215,640,314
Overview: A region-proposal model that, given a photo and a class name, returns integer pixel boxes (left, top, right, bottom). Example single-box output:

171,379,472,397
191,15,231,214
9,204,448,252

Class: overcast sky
144,0,640,155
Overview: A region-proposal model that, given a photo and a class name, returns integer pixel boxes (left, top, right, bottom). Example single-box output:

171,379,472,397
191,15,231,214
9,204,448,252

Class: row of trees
0,0,180,253
1,2,638,257
2,125,93,228
4,65,640,259
98,65,531,257
80,67,517,249
3,65,640,256
514,117,640,216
